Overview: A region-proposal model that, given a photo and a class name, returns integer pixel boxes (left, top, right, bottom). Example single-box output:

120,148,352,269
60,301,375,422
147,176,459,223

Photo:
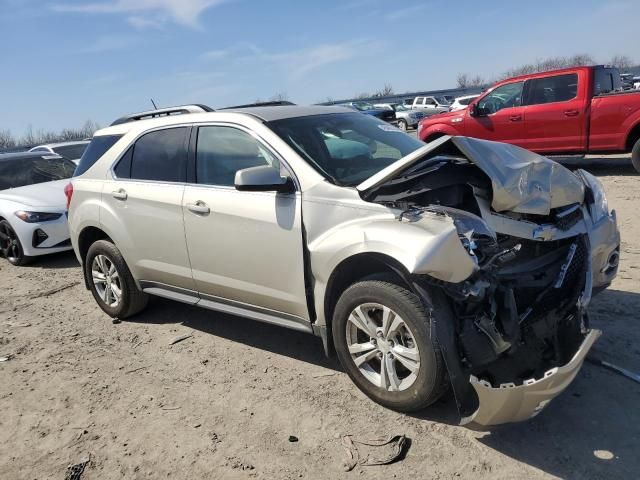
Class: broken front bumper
461,329,601,426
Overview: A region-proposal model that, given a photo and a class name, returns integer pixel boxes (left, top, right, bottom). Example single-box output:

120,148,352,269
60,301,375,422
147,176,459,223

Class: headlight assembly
14,211,63,223
578,170,609,222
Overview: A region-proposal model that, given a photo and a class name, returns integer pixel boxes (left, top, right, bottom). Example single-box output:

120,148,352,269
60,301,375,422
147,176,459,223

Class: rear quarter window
74,135,123,176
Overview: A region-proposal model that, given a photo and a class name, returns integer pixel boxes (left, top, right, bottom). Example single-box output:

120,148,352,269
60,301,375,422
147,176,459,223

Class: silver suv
67,104,620,426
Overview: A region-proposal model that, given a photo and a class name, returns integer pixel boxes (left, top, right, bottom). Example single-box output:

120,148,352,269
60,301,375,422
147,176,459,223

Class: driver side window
196,126,279,187
477,81,524,115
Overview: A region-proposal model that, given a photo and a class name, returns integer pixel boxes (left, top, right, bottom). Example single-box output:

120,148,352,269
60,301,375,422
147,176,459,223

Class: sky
1,0,638,134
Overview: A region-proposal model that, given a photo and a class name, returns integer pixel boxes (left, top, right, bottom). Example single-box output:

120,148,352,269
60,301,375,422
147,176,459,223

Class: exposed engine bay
361,136,620,422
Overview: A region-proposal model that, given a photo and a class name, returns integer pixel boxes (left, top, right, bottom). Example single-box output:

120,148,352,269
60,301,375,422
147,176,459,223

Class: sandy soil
1,157,639,480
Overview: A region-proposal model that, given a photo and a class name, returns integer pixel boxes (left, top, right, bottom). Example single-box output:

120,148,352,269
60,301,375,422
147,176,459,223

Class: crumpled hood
451,136,585,214
357,135,585,215
0,179,69,208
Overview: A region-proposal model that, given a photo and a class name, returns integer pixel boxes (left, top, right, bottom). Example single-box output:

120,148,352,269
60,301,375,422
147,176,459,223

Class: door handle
112,189,127,200
509,114,522,122
187,201,210,215
564,110,579,117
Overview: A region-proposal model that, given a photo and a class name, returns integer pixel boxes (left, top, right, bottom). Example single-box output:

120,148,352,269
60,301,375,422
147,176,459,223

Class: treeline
457,54,637,88
0,120,100,150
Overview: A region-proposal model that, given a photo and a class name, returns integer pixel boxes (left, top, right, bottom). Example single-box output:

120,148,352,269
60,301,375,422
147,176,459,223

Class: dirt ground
1,157,639,480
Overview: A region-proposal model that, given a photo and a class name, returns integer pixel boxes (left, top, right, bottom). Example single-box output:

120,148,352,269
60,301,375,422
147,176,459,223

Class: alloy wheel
0,222,23,264
91,254,122,308
345,302,420,392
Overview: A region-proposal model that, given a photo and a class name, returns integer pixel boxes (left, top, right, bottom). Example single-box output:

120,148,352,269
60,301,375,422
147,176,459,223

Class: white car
449,94,480,112
29,140,90,165
0,152,75,265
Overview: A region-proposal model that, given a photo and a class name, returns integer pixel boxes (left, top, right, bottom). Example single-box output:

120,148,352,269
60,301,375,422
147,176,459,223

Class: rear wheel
632,137,640,174
332,279,447,412
85,240,148,318
0,220,30,266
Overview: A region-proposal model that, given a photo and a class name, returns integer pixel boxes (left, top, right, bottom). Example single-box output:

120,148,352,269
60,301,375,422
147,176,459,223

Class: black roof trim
219,101,296,110
110,104,214,126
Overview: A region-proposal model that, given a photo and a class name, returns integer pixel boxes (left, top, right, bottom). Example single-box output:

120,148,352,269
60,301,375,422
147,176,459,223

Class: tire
85,240,148,318
0,220,31,266
632,137,640,174
332,279,447,412
397,119,408,132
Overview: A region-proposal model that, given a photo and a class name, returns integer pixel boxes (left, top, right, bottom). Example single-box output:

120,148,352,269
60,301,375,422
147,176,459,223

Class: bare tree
269,92,289,102
372,83,394,97
457,73,485,88
0,130,16,149
456,73,469,88
356,92,371,99
609,55,633,71
502,54,595,79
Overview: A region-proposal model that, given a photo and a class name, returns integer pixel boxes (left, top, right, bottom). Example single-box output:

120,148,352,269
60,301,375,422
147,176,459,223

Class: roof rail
220,100,296,110
110,104,214,126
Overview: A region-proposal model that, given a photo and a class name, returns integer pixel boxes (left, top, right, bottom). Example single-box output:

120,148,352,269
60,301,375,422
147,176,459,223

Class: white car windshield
268,113,424,186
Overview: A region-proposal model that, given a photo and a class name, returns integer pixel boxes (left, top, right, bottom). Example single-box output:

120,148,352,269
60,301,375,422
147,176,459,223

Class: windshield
268,113,424,186
393,104,409,112
351,102,376,111
434,96,450,105
0,155,76,189
52,143,88,160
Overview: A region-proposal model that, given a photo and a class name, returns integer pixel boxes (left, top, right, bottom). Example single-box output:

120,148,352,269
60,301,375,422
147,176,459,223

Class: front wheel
397,119,408,131
332,279,447,412
632,137,640,174
0,220,30,266
85,240,148,318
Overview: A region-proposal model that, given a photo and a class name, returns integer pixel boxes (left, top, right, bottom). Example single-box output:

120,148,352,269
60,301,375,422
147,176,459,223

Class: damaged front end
361,136,620,426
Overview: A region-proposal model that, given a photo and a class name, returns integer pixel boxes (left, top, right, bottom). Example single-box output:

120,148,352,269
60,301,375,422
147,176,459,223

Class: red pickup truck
418,65,640,172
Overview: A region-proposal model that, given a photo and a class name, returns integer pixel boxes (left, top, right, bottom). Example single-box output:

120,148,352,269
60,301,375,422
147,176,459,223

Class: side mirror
235,165,295,193
469,103,481,117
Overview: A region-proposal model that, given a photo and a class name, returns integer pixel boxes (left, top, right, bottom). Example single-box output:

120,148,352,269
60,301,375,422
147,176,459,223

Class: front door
182,125,309,321
465,81,526,145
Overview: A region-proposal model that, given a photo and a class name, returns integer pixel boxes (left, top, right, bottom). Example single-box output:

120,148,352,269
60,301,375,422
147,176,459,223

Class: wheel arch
626,121,640,152
322,252,414,357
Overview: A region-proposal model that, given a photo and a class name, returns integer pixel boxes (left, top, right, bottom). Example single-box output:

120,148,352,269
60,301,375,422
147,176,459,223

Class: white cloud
51,0,228,28
127,15,164,29
77,35,136,53
385,4,429,21
202,40,382,80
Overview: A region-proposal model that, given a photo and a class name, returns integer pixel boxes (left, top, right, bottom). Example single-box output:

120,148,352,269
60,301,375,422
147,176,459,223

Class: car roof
96,105,355,136
0,151,63,161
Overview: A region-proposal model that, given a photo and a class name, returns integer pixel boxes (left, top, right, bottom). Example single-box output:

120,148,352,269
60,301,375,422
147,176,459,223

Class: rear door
102,126,195,291
182,124,309,322
522,72,586,152
465,81,526,144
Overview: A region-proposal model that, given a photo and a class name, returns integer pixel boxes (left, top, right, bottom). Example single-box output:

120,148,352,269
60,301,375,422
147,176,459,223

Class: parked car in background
419,65,640,173
374,103,426,130
406,96,451,116
338,102,396,123
449,94,480,112
29,140,90,165
442,95,455,104
633,76,640,90
68,103,618,426
0,152,75,265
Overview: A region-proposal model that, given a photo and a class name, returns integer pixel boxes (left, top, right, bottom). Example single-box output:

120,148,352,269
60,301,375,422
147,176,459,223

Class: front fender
419,123,462,142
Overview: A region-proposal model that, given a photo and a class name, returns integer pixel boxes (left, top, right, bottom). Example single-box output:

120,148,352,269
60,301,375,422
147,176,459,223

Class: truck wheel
632,138,640,174
332,278,447,412
85,240,148,319
397,119,408,131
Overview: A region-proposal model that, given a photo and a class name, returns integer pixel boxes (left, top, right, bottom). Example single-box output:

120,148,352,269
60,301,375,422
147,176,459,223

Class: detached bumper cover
462,329,601,426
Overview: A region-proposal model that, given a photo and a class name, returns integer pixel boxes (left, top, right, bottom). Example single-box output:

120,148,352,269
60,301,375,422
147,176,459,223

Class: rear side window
129,128,188,182
459,97,473,106
593,68,622,95
526,73,578,105
74,135,122,176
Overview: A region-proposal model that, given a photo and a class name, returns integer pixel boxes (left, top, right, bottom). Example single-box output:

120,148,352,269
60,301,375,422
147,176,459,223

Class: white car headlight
578,170,609,222
14,211,63,223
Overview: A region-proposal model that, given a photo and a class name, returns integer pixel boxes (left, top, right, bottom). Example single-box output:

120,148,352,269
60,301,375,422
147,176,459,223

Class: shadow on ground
25,250,79,269
128,287,639,479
